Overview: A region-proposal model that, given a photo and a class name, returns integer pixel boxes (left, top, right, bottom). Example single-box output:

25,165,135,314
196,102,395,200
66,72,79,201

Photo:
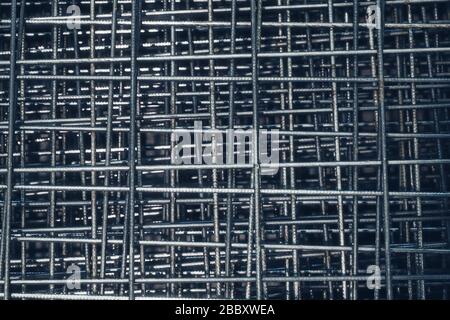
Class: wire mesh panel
0,0,450,300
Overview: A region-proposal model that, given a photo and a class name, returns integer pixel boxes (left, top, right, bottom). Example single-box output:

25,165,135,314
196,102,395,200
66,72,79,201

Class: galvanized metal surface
0,0,450,300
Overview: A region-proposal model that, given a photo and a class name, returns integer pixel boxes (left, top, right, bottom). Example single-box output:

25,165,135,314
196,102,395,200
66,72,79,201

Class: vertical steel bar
100,0,118,295
376,0,393,300
251,0,263,300
127,0,141,300
0,0,18,300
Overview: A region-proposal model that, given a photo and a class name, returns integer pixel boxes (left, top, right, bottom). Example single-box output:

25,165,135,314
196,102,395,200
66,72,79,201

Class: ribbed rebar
0,0,449,300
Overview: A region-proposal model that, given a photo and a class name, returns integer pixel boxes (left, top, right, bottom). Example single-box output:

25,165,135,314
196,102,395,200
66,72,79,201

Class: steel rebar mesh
0,0,450,300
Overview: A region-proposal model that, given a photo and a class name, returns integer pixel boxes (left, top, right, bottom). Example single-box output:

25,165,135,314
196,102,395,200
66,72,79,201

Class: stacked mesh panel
0,0,450,300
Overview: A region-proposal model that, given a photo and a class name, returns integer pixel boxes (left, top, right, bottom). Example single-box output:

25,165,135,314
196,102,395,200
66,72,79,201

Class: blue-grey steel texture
0,0,449,300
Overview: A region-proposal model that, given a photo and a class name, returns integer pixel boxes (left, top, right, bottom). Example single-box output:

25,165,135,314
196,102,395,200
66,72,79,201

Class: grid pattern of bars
0,0,450,300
